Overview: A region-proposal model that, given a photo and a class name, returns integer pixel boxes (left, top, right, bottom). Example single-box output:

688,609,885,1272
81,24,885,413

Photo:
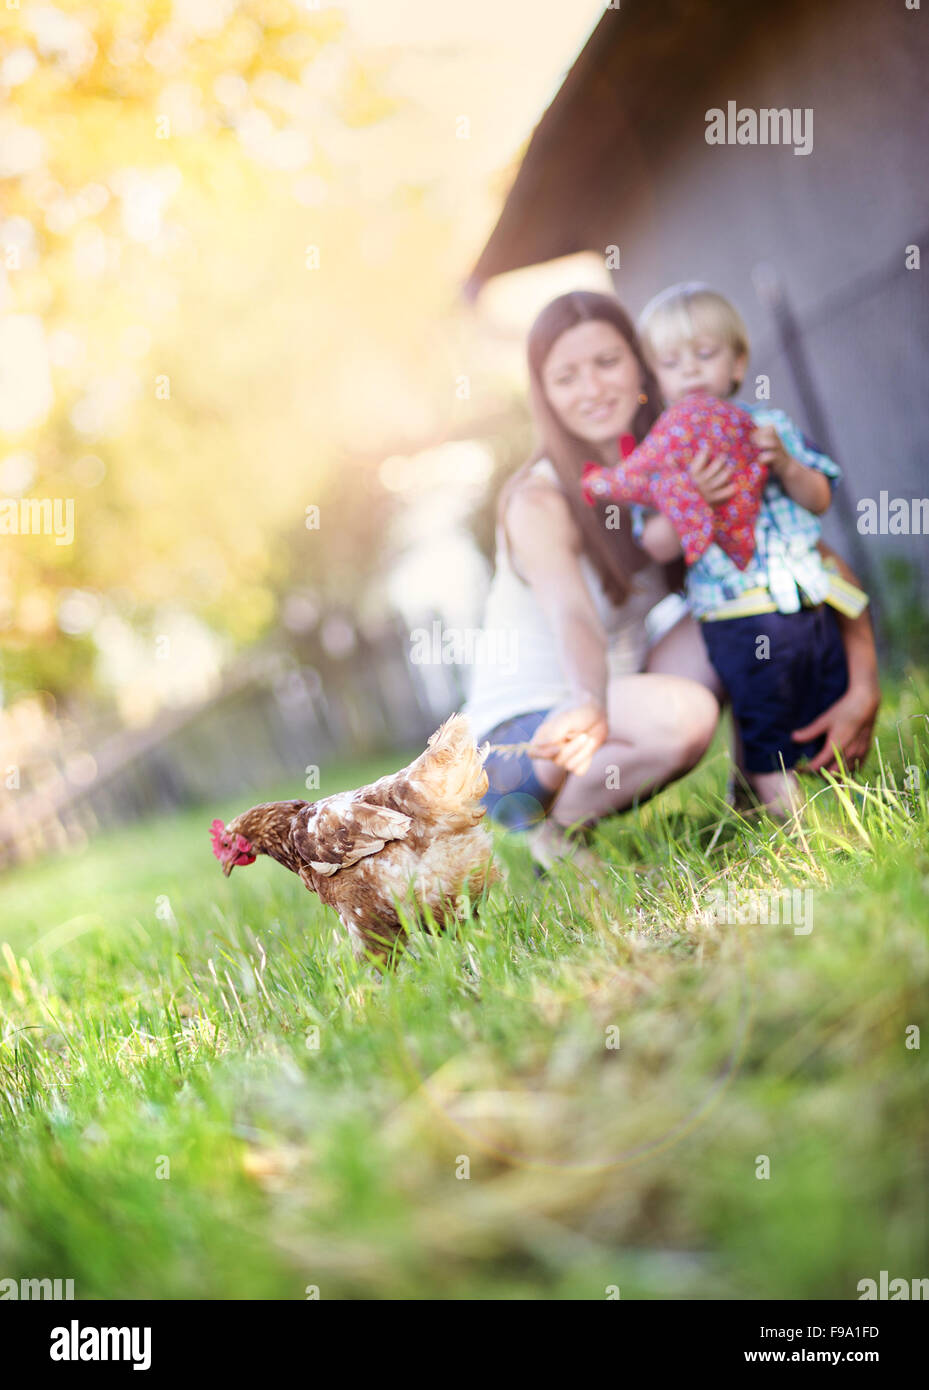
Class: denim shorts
477,709,559,830
700,605,849,773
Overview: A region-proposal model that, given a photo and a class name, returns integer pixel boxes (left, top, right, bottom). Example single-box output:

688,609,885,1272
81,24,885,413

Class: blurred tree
0,0,510,708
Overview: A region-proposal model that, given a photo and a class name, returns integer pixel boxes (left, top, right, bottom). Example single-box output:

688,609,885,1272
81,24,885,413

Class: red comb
210,818,256,868
209,818,228,859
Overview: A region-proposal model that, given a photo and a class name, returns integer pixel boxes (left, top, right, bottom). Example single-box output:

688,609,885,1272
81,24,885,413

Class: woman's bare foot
749,769,803,819
527,818,605,885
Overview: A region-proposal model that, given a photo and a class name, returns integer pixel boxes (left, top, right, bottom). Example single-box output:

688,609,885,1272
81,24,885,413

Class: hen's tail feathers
410,714,489,826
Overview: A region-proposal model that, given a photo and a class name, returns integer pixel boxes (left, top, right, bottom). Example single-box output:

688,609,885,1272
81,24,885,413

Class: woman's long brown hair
499,290,665,605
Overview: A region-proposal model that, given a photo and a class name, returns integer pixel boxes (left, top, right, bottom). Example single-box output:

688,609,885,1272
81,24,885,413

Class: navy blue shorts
701,606,848,774
477,709,558,830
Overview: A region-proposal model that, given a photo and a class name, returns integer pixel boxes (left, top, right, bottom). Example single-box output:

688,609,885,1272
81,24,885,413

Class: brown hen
211,715,498,961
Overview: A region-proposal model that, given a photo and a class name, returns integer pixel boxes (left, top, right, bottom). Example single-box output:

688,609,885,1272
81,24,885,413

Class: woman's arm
791,542,881,770
506,484,609,706
504,483,610,775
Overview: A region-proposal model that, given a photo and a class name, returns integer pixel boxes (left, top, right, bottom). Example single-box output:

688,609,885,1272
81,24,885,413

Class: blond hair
638,283,749,392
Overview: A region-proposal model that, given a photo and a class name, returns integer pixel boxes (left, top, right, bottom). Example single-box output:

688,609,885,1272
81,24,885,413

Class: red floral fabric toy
581,395,768,569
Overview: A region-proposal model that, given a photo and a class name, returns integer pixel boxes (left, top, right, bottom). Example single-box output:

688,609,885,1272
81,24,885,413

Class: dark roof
464,0,770,295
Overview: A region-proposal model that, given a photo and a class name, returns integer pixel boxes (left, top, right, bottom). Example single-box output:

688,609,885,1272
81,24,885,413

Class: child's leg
708,608,848,817
700,614,806,816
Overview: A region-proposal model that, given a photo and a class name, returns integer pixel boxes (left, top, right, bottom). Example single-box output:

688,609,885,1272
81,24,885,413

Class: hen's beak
222,857,235,877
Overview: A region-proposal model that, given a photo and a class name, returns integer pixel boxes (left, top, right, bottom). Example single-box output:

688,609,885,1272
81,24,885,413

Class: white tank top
460,459,669,739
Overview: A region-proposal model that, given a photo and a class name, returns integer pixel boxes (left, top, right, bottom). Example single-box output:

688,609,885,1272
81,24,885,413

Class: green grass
1,680,927,1300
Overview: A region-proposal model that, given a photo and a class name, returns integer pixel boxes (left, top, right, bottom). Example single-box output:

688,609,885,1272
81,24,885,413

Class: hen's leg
352,916,407,968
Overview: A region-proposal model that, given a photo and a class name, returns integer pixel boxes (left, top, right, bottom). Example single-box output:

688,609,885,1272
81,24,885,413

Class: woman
460,291,880,866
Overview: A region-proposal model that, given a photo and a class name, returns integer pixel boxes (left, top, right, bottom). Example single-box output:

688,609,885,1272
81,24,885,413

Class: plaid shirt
634,403,840,618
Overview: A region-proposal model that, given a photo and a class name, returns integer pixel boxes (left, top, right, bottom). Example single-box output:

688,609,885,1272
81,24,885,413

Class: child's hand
754,425,832,513
752,425,792,477
689,446,736,506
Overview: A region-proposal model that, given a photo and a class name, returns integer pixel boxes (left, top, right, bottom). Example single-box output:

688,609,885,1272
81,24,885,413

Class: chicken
210,714,498,962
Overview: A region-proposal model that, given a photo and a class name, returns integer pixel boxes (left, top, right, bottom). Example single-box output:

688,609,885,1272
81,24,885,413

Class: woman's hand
689,447,736,506
800,541,881,772
528,699,609,777
792,673,881,773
